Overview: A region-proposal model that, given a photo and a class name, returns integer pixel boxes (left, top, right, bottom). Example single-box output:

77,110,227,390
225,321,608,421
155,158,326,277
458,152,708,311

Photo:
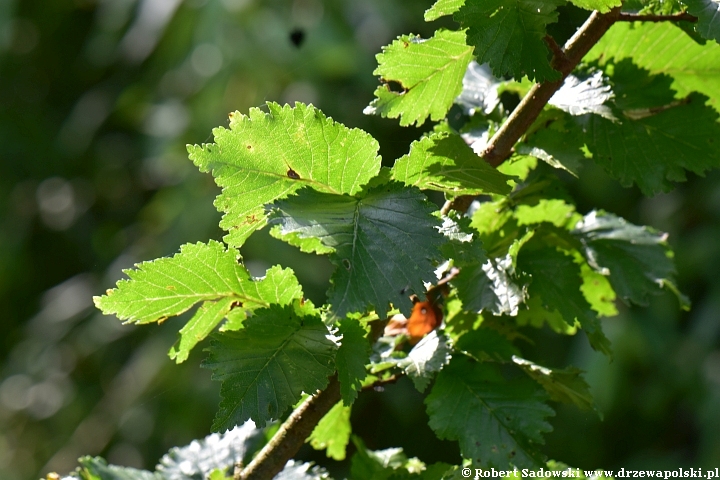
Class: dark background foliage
0,1,719,479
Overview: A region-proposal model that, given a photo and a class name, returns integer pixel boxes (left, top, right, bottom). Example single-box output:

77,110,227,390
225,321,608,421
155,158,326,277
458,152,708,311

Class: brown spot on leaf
287,168,300,179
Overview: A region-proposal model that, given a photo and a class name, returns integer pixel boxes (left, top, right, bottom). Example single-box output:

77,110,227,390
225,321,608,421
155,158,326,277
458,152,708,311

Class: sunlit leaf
188,102,381,246
587,22,720,112
157,422,262,478
308,402,352,461
392,132,513,196
365,29,474,126
425,0,466,20
549,72,616,120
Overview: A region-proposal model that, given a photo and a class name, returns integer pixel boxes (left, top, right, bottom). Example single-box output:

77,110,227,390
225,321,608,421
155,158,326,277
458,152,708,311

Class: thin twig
362,374,401,391
237,375,342,480
617,12,697,22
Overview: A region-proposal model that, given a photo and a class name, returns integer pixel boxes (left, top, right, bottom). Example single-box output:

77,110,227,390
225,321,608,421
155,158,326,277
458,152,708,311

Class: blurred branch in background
0,0,719,479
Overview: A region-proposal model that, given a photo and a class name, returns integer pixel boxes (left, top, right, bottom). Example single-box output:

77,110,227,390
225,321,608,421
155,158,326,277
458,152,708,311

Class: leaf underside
426,356,554,469
203,303,337,430
270,184,445,319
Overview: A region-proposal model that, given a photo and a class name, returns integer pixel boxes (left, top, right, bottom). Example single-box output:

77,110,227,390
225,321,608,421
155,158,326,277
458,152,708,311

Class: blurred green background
1,1,719,479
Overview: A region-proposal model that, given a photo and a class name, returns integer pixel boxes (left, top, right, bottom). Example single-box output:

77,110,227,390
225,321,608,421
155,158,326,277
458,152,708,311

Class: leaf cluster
85,0,720,477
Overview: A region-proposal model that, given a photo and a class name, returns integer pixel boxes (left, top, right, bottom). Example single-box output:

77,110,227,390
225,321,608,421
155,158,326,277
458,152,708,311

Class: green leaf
308,402,352,461
516,295,578,335
350,438,438,480
75,457,161,480
567,0,621,12
203,302,337,430
187,102,381,247
397,331,453,392
169,298,236,364
157,422,262,478
514,199,579,228
336,319,370,405
425,0,466,20
269,184,445,319
512,357,599,414
517,246,611,355
517,114,585,176
584,91,720,195
587,22,720,112
454,253,525,316
455,0,564,82
456,328,520,362
392,132,513,196
95,241,249,324
579,262,618,317
572,211,688,308
365,29,474,126
426,355,554,468
681,0,720,42
94,241,303,363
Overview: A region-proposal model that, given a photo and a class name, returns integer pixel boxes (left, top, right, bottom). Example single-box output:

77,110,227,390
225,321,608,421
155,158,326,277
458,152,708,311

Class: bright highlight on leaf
426,355,554,468
188,102,381,247
567,0,621,12
455,61,502,116
203,302,337,430
573,211,688,308
365,29,473,126
512,356,599,414
549,72,616,121
392,132,514,196
425,0,466,21
455,0,563,82
396,330,453,392
269,184,445,319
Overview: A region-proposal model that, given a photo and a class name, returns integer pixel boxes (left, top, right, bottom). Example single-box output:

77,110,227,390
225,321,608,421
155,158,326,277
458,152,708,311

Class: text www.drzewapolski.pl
461,468,720,479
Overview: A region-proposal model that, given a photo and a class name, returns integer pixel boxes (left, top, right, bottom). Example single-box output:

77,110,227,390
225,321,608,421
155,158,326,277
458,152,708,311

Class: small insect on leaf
287,168,300,179
406,300,442,343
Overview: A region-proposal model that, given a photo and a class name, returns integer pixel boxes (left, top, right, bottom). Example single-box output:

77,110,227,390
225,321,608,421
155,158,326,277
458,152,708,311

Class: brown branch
481,7,622,168
442,9,622,215
362,374,401,391
237,375,342,480
617,12,697,22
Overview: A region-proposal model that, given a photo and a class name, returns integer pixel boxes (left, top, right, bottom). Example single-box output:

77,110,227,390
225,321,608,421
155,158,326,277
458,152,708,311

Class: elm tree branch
442,8,622,215
237,375,342,480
